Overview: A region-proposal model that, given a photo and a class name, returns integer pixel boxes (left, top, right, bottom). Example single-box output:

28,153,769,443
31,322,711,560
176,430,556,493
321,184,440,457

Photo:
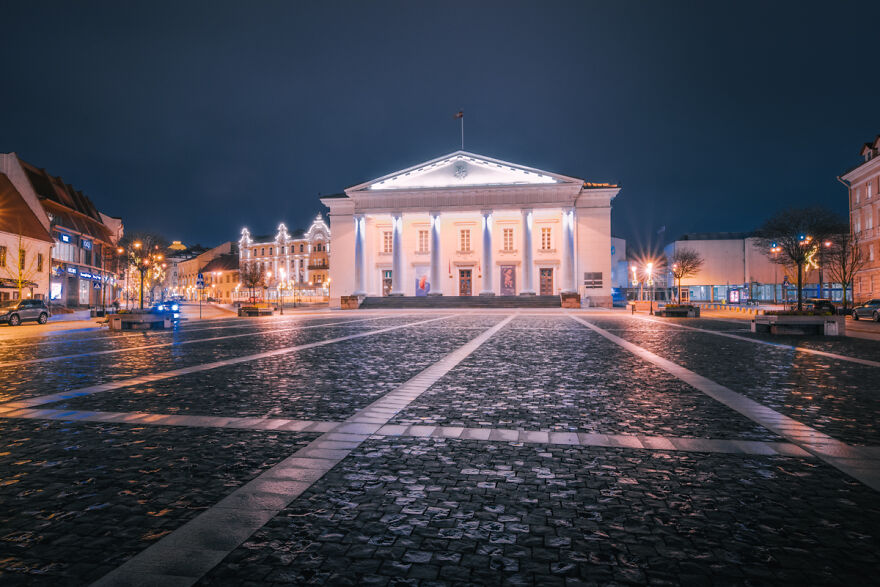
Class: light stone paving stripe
632,314,880,368
0,404,847,460
0,315,390,368
91,314,517,587
0,315,452,411
571,315,880,492
372,425,813,457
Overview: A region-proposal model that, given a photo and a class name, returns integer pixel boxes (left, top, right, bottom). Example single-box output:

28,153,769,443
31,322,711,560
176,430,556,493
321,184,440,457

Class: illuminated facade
321,151,619,308
238,214,331,299
842,135,880,302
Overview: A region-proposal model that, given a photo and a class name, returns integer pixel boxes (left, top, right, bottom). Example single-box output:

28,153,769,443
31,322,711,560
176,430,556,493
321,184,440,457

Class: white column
429,212,442,296
390,213,404,295
480,210,494,296
520,209,535,295
353,214,366,295
562,208,576,293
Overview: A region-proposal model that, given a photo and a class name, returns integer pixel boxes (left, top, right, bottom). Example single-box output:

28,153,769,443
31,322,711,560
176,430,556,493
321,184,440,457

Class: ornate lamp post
646,262,655,315
278,268,285,314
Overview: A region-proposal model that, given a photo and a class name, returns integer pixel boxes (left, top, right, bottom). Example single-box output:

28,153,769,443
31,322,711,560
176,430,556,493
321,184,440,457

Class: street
0,310,878,585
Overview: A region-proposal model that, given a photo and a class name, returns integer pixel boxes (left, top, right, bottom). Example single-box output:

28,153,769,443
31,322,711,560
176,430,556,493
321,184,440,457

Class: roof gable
348,151,583,193
0,174,54,244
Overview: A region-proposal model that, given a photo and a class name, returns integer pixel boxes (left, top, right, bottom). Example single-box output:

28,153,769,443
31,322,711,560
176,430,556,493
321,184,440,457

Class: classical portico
321,151,619,307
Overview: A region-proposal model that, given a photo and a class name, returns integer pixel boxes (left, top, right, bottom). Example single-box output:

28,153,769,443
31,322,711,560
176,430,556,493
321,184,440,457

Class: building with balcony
0,153,123,307
238,215,331,300
840,135,880,303
320,151,619,308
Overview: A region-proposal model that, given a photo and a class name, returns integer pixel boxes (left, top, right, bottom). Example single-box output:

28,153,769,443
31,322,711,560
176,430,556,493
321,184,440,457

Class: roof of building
0,174,54,244
15,157,116,243
201,252,239,273
677,231,754,241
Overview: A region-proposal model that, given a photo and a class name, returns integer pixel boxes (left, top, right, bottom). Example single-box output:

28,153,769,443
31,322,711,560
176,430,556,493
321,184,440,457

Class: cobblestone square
0,310,878,585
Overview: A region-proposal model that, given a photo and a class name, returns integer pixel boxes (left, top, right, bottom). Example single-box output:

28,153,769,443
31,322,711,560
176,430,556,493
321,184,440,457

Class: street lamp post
279,268,285,315
646,262,654,315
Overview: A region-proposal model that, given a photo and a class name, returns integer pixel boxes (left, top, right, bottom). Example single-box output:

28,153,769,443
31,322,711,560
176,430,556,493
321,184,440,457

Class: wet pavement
0,310,877,585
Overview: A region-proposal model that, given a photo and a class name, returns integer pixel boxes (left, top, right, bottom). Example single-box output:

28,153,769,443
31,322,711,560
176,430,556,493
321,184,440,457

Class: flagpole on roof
455,110,464,150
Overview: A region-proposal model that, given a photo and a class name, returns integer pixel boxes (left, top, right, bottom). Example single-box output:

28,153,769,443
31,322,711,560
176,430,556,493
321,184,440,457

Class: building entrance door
382,270,392,296
539,268,553,295
459,269,472,296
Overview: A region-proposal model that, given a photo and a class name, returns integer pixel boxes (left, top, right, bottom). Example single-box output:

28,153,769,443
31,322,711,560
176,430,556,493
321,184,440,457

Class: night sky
3,1,879,255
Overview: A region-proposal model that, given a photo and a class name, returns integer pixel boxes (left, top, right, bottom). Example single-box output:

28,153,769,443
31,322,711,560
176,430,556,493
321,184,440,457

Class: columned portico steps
359,295,561,309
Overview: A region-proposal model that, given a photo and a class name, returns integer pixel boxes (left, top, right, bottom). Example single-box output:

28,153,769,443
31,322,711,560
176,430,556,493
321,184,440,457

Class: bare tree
240,263,264,302
755,207,847,310
824,231,867,310
669,248,705,304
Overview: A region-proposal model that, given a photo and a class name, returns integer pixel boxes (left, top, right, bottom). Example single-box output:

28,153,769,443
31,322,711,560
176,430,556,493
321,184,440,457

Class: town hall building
321,151,620,308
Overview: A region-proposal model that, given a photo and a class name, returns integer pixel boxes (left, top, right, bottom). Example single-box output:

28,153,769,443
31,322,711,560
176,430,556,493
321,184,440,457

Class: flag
454,111,463,119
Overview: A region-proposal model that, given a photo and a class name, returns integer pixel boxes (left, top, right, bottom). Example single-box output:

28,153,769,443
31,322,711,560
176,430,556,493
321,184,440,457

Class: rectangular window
459,229,471,252
583,272,603,288
418,230,429,253
855,213,861,233
503,228,514,252
856,187,861,204
383,231,393,253
0,246,5,267
281,246,285,254
37,253,43,272
869,182,873,199
871,244,876,262
300,244,304,253
269,247,273,255
868,213,874,230
261,247,265,255
541,227,552,250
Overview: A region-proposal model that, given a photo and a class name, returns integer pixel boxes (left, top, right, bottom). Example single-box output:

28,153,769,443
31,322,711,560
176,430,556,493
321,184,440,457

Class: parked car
0,299,51,326
804,298,836,313
851,299,880,321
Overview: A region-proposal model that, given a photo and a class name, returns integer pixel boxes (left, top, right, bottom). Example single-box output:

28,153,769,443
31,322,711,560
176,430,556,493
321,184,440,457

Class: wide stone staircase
358,295,561,309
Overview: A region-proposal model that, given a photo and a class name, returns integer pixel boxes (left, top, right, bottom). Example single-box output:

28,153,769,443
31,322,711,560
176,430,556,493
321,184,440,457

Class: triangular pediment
350,151,582,192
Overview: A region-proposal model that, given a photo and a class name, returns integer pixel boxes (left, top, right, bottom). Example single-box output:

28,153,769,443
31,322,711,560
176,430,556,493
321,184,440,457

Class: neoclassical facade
239,214,331,292
321,151,620,307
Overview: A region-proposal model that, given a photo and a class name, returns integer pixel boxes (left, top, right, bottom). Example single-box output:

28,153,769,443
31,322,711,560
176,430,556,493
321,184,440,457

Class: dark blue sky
2,1,878,254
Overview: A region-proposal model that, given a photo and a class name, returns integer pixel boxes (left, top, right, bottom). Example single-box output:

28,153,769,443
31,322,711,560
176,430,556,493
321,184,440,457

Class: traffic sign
197,272,205,288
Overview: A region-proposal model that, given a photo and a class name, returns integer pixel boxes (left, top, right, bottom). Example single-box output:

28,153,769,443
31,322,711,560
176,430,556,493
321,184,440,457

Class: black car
153,301,182,321
0,299,51,326
804,298,836,313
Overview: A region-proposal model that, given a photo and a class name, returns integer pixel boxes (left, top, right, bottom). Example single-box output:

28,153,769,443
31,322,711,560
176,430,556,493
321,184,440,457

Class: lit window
503,228,514,252
869,183,873,199
418,230,429,253
383,231,393,253
856,188,861,204
460,229,471,252
855,214,861,233
541,227,552,250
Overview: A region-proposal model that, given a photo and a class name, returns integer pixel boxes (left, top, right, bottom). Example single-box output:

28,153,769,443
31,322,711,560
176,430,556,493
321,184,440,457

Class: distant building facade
321,151,619,308
0,153,123,307
238,214,331,300
841,135,880,302
201,252,240,303
175,242,234,301
663,232,828,303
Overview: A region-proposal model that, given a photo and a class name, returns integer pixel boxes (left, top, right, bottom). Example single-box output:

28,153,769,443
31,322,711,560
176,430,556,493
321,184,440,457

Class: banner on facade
500,265,516,295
